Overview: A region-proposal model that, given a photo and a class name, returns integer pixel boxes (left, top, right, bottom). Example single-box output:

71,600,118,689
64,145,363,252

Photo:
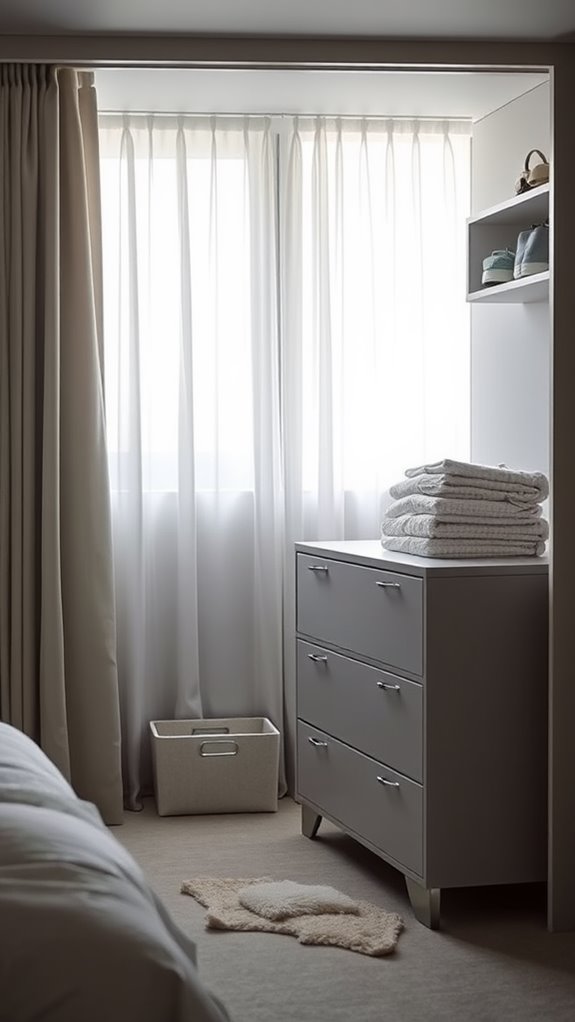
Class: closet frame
1,34,573,932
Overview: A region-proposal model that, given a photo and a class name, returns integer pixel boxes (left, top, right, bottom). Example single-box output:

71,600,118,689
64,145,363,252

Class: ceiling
0,0,573,40
96,69,549,122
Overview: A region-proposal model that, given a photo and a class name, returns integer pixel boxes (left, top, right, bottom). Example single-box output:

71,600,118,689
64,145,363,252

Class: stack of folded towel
381,458,549,558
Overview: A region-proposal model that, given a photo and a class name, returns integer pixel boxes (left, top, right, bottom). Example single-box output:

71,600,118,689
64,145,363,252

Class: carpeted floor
117,797,575,1022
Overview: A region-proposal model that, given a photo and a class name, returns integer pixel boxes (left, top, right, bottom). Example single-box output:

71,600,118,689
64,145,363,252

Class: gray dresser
295,541,549,928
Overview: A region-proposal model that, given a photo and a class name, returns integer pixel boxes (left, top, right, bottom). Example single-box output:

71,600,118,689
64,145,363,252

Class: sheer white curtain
99,113,470,801
282,117,470,534
99,115,283,806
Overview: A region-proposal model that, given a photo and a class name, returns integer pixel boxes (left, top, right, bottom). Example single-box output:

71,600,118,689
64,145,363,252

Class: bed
0,721,229,1022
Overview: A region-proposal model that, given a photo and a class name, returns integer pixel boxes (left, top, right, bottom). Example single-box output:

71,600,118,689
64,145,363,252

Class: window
100,114,470,500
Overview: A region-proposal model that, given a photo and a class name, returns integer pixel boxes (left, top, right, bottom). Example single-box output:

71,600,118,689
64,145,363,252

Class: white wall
95,68,546,120
471,83,550,214
470,82,550,475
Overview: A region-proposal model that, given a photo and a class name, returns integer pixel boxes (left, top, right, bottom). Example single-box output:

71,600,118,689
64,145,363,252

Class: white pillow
238,879,360,920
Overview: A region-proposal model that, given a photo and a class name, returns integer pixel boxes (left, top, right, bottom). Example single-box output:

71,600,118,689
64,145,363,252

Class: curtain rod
97,110,472,122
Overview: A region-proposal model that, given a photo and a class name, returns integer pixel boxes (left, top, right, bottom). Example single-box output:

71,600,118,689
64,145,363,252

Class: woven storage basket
150,717,280,816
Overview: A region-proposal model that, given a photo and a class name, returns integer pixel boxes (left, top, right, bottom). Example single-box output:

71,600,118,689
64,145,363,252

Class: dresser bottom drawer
297,720,423,876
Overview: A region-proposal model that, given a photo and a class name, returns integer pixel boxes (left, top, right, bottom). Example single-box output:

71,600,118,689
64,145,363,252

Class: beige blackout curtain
0,65,123,824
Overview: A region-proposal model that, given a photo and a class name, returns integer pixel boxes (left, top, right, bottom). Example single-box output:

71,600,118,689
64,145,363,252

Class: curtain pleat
0,66,123,824
174,122,202,724
280,120,304,786
114,119,146,807
245,119,285,775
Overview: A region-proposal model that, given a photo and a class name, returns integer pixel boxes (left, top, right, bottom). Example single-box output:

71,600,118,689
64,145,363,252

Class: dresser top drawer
296,552,423,676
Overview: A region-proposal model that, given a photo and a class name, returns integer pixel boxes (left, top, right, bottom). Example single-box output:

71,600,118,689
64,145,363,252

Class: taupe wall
548,57,575,932
470,82,550,476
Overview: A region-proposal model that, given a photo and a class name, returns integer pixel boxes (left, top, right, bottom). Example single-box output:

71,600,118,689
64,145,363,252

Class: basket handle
524,148,549,171
199,740,239,757
191,726,230,735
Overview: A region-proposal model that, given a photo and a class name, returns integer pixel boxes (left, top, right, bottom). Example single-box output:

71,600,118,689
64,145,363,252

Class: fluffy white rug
181,877,403,957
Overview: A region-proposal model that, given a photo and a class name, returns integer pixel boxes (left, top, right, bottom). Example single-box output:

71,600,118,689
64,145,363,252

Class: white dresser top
295,540,549,578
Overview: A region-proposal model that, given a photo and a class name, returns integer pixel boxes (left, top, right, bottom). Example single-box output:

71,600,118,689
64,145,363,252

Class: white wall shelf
467,184,549,302
469,184,549,228
467,271,549,304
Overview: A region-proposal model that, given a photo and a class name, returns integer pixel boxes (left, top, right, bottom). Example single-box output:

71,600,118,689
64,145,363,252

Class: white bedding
0,722,229,1022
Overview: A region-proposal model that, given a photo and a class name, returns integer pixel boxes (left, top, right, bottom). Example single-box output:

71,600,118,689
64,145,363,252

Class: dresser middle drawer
298,640,423,782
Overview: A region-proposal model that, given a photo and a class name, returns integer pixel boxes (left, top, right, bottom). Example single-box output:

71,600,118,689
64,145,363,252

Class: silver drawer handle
308,737,328,748
307,565,329,573
377,681,400,692
377,776,400,788
307,653,328,663
376,581,401,589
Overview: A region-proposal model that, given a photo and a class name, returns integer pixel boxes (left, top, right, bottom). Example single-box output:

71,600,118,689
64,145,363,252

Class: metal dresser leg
301,804,322,839
405,876,441,929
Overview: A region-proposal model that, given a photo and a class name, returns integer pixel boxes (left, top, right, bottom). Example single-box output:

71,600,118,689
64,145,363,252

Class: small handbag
515,149,550,195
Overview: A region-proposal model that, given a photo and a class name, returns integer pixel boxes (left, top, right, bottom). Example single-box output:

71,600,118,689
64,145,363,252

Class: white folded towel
389,477,541,505
391,459,548,505
381,513,549,542
380,534,546,558
384,494,543,523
